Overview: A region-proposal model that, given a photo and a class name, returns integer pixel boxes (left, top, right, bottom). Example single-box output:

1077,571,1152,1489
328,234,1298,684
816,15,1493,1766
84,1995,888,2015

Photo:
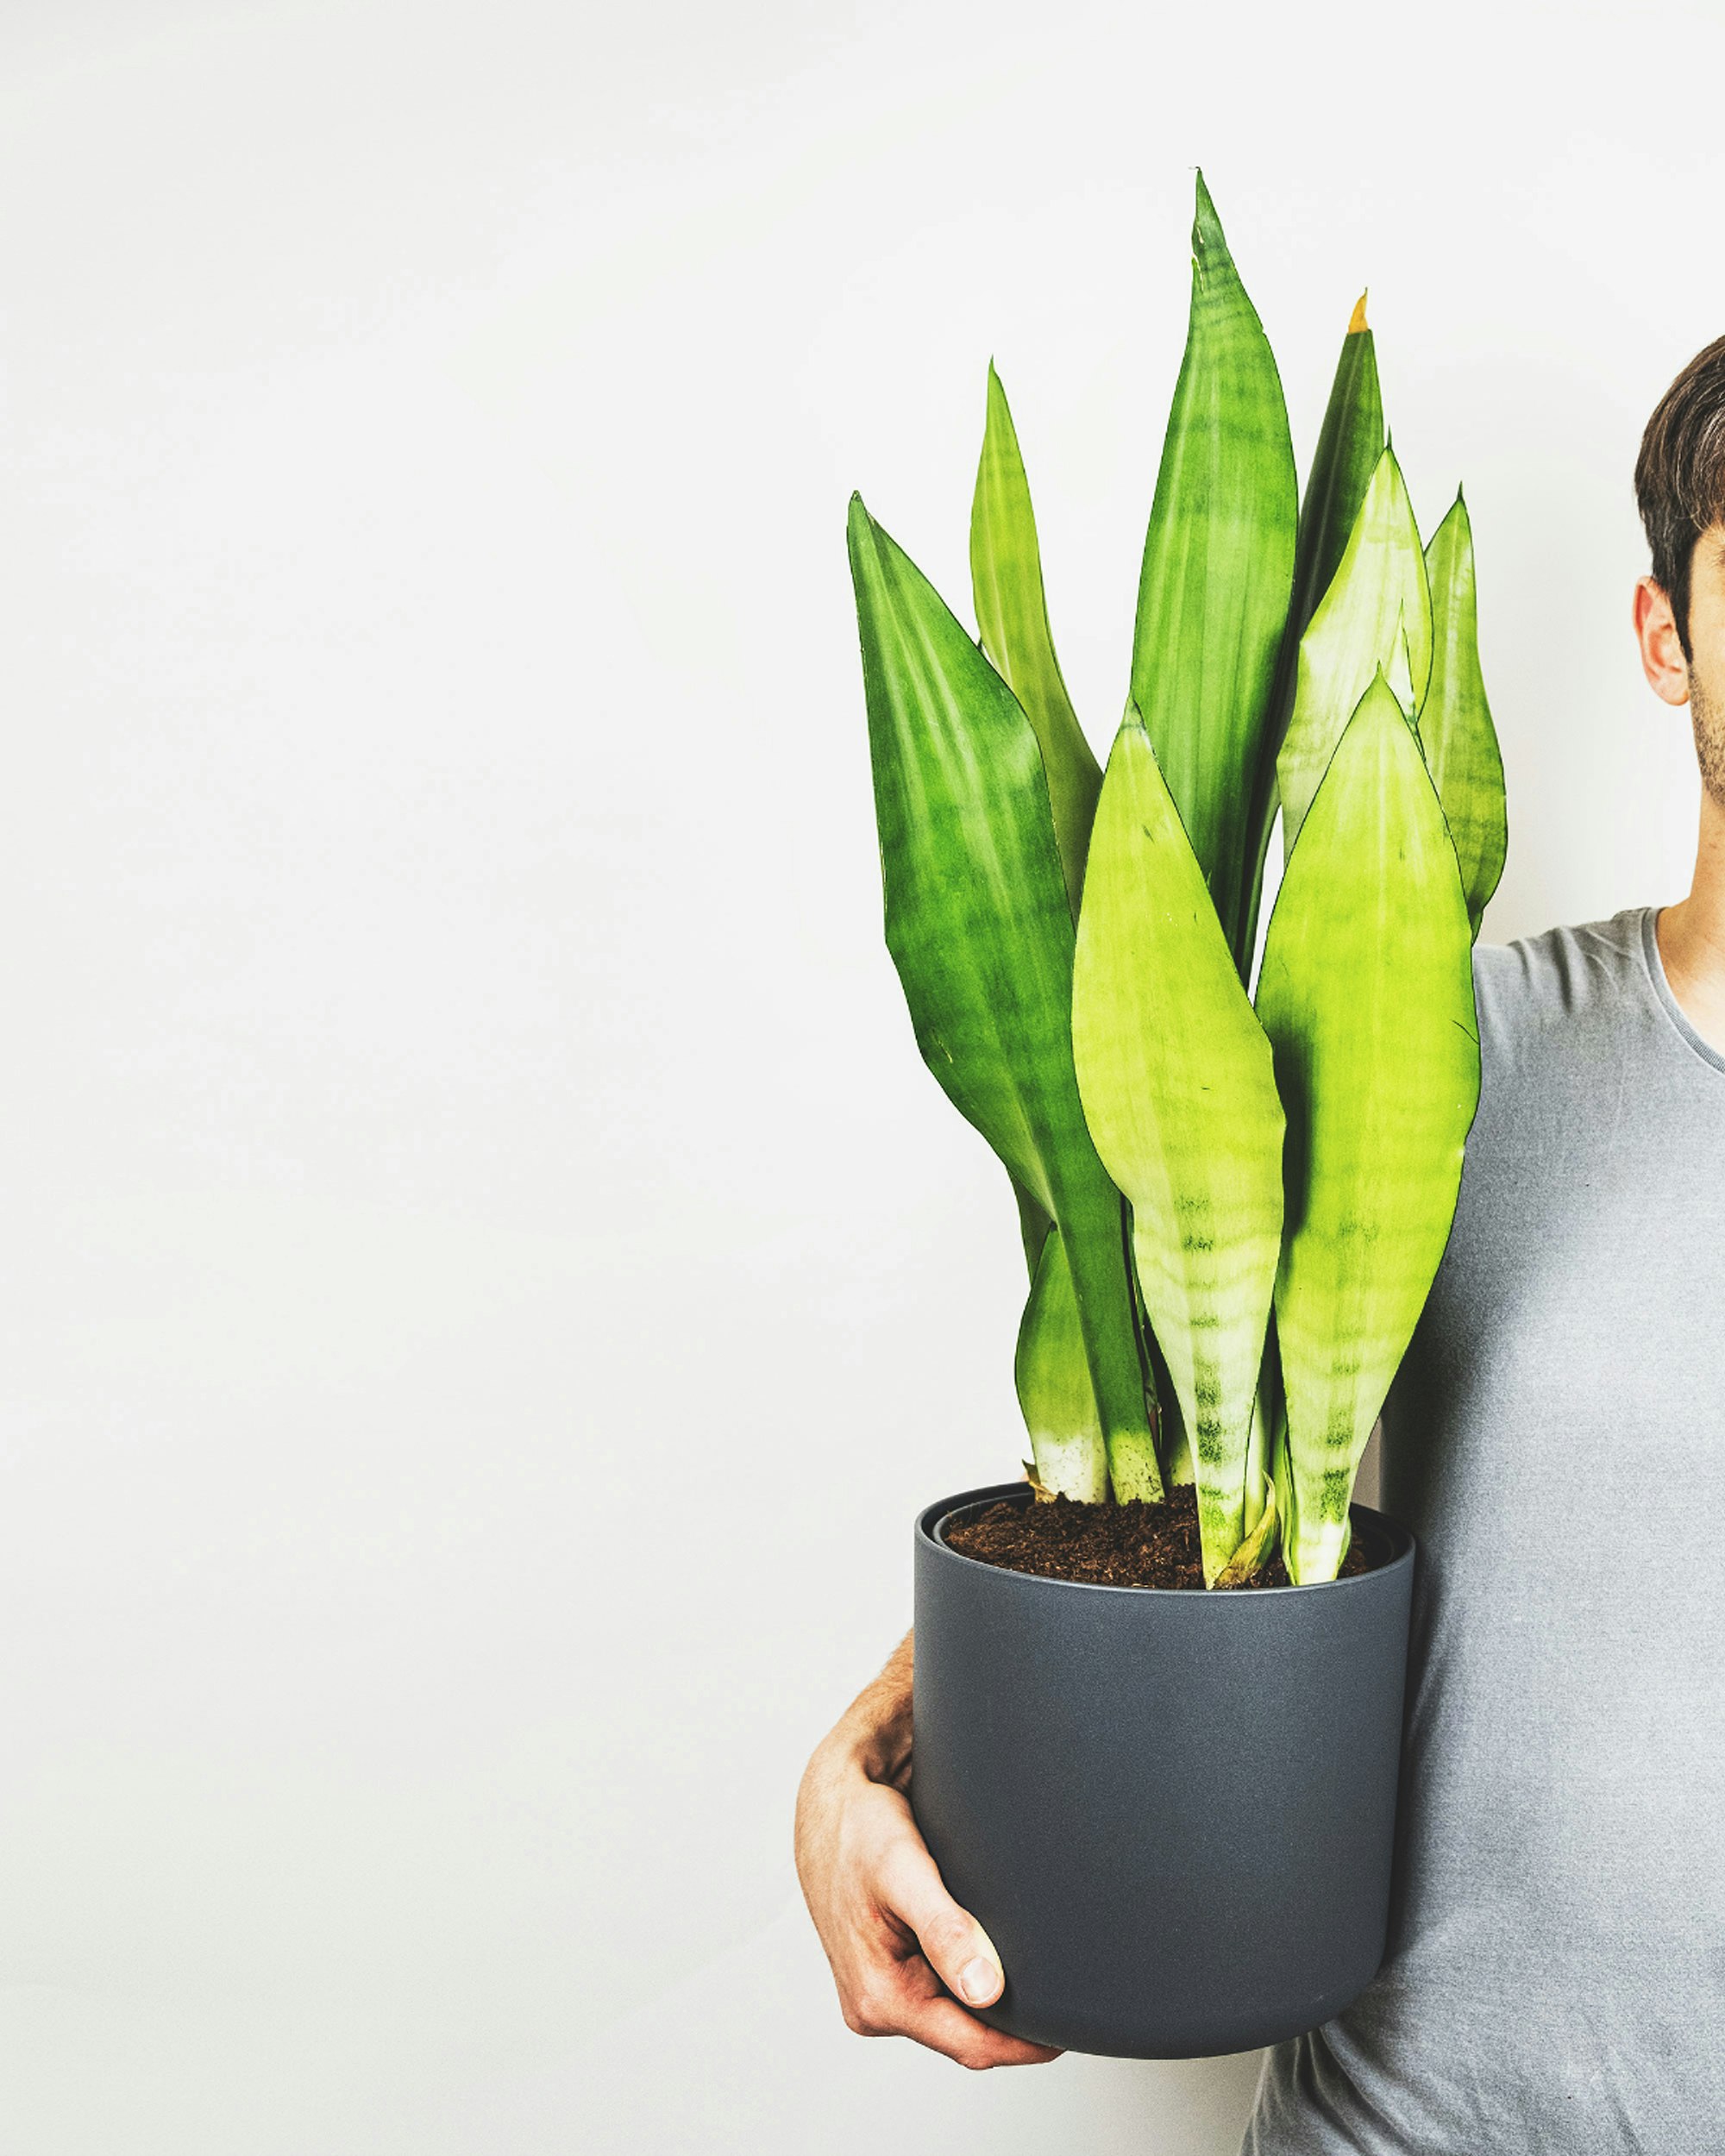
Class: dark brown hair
1635,335,1725,658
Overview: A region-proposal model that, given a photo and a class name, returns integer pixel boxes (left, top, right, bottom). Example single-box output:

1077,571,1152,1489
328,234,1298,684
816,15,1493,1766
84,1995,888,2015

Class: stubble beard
1690,661,1725,810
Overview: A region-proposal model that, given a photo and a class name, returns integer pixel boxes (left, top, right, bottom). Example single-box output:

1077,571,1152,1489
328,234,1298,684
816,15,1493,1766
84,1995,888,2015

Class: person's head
1634,338,1725,805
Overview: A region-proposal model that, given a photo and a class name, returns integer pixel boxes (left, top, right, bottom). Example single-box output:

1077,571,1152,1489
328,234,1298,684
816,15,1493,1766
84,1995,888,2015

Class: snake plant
848,174,1506,1584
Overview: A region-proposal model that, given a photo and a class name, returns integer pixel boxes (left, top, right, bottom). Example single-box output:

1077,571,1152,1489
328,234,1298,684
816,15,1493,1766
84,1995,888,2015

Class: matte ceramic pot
912,1482,1414,2059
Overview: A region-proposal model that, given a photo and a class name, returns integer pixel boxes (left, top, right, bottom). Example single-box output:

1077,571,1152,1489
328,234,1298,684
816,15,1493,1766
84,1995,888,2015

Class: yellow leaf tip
1348,291,1369,334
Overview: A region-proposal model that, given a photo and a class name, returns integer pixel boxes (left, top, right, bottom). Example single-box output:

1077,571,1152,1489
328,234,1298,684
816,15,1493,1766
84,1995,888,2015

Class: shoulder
1472,907,1654,1067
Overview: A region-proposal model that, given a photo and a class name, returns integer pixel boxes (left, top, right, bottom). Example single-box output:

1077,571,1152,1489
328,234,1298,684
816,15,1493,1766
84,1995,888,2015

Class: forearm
825,1630,913,1788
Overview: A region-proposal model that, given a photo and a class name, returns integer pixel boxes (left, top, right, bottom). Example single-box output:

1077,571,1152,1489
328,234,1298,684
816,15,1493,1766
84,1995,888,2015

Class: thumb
878,1839,1006,2009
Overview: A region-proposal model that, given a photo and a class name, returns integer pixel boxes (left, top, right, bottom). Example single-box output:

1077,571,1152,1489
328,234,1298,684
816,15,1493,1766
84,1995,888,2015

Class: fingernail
957,1958,999,2006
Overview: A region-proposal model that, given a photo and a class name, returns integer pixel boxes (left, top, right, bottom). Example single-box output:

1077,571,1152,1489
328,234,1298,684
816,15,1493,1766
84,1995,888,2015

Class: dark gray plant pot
912,1482,1414,2059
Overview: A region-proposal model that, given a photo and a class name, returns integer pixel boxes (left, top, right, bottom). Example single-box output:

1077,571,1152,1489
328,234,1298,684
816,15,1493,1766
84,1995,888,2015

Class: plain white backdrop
0,0,1714,2148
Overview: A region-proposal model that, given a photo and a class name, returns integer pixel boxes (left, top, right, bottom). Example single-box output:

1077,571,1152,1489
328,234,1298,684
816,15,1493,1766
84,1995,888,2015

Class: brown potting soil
943,1484,1377,1591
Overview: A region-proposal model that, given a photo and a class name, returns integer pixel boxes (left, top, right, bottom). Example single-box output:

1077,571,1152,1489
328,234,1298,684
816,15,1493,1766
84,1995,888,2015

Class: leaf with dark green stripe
1421,492,1508,937
1276,444,1431,862
848,494,1160,1501
1256,675,1479,1582
1129,172,1297,968
1072,717,1283,1580
971,364,1102,918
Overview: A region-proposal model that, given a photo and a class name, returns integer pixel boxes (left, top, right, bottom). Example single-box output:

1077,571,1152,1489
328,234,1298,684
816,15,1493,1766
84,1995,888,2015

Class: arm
794,1630,1062,2071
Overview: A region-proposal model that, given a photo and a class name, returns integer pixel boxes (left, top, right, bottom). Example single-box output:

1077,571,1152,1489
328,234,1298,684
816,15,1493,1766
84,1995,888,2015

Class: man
794,337,1725,2148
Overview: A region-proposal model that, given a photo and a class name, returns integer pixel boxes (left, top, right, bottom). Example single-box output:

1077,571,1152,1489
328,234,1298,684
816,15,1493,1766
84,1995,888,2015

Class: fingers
844,1948,1062,2069
875,1833,1005,2010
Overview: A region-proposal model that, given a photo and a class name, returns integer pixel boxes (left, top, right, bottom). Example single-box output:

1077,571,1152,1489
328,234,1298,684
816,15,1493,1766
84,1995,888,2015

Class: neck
1657,787,1725,1050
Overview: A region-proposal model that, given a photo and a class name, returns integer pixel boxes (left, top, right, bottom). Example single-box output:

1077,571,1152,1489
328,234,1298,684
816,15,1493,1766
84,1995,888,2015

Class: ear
1634,577,1690,706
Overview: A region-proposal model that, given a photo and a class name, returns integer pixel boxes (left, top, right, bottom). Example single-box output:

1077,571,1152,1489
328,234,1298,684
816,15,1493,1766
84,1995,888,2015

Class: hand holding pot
794,1633,1063,2071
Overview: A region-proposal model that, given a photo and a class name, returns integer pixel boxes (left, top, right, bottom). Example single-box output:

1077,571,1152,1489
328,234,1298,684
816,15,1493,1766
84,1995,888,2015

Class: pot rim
918,1480,1414,1598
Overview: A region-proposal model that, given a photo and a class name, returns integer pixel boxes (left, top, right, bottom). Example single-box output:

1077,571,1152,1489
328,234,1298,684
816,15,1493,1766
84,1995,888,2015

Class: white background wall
0,1,1713,2148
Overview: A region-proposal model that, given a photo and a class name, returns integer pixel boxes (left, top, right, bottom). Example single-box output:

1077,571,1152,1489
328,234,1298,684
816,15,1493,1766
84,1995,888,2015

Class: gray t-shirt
1246,906,1725,2154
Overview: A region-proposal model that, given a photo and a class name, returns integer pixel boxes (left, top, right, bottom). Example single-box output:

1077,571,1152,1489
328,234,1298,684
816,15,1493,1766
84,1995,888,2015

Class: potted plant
845,173,1508,2060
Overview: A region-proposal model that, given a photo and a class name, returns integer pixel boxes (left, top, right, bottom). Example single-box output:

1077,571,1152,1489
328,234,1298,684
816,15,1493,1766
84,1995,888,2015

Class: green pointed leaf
1262,304,1391,780
1129,172,1297,966
1014,1227,1109,1502
971,364,1102,918
1072,718,1284,1583
1239,304,1386,1036
1289,299,1387,649
1422,493,1508,937
1257,676,1480,1583
1276,445,1432,861
848,495,1160,1501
